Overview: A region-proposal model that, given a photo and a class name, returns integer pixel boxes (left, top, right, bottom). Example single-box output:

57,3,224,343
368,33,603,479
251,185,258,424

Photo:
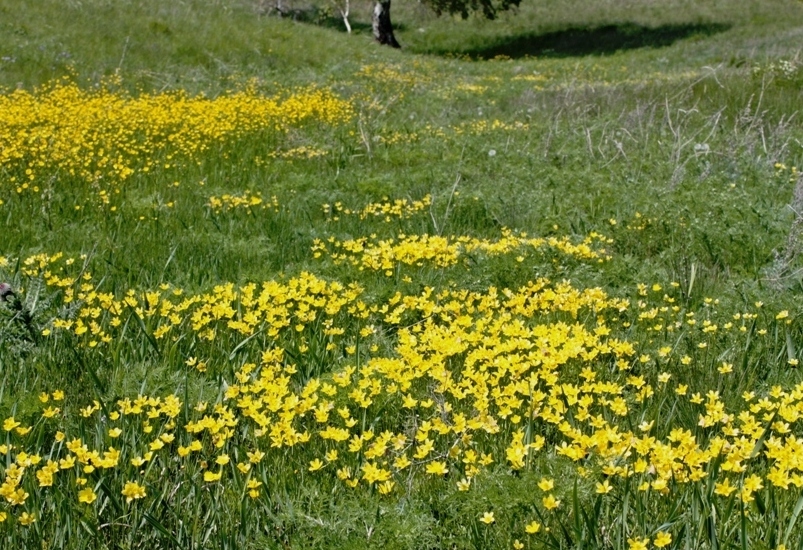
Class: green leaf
127,305,161,357
785,493,803,545
143,512,180,545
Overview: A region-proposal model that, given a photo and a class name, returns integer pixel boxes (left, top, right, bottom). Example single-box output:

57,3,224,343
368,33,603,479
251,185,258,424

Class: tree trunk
372,0,400,48
339,0,352,33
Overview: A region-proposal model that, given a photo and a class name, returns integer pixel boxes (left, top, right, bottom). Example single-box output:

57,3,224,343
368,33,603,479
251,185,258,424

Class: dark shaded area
373,0,402,48
439,22,731,59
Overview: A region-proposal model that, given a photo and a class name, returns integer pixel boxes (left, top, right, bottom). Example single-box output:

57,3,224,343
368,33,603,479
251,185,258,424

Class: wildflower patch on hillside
0,80,353,194
1,242,802,547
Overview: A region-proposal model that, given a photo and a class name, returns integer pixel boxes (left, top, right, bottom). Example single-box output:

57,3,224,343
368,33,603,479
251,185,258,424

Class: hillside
1,0,803,548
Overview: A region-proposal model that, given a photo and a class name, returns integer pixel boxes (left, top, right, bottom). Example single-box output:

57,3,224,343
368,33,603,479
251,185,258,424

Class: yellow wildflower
121,481,146,502
480,512,495,524
78,488,97,504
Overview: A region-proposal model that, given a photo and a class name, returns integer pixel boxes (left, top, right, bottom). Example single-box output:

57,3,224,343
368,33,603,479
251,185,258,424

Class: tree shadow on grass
438,22,731,59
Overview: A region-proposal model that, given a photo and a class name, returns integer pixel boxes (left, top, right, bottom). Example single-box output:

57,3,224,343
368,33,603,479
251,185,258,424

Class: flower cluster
22,256,361,348
0,80,353,193
0,229,800,550
1,272,633,522
207,191,279,213
312,229,612,275
322,195,432,222
0,258,800,544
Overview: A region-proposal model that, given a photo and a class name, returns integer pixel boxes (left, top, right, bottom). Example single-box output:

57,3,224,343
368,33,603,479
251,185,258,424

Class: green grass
2,0,803,547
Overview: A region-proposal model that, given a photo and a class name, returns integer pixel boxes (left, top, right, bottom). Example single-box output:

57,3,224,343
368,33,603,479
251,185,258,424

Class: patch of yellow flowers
312,229,611,275
0,80,353,193
0,245,800,544
207,191,279,214
322,195,432,223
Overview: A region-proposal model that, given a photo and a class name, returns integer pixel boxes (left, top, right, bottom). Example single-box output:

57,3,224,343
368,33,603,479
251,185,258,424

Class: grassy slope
2,0,801,288
2,0,803,547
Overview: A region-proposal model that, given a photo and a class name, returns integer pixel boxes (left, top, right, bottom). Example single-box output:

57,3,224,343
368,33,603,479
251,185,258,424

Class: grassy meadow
2,0,803,547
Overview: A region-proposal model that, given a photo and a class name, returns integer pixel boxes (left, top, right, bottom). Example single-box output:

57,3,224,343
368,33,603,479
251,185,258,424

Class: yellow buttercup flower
542,495,560,510
537,478,554,491
653,531,672,548
3,417,20,431
378,480,395,495
480,512,495,524
121,481,146,502
525,521,541,534
78,488,97,504
425,461,448,476
204,470,223,483
595,480,613,494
